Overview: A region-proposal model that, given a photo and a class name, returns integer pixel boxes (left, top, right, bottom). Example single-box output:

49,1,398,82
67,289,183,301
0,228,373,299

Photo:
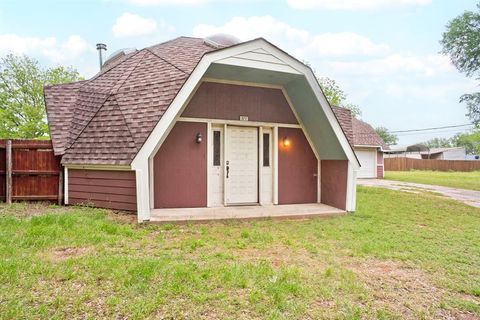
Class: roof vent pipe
96,43,107,69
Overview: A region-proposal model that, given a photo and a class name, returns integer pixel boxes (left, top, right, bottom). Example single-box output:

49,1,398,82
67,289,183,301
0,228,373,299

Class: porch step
148,203,347,224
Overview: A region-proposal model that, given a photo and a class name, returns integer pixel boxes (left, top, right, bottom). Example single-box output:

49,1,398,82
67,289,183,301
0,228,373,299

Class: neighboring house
331,107,387,179
44,36,360,222
385,145,467,160
384,144,427,159
420,147,466,160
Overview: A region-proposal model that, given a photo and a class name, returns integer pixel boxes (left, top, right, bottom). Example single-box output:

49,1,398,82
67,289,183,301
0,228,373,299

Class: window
263,133,270,167
213,130,221,166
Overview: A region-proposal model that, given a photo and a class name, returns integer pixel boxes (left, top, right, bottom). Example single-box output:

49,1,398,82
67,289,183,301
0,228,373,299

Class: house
351,118,388,178
384,144,427,159
44,36,360,222
420,147,466,160
385,145,467,160
331,107,387,179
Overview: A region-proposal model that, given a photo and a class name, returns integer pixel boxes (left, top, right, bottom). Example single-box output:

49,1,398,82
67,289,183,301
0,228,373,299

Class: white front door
226,126,258,204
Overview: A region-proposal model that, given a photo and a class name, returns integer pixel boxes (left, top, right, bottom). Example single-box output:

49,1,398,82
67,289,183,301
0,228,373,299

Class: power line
395,128,473,137
389,123,474,133
356,126,474,136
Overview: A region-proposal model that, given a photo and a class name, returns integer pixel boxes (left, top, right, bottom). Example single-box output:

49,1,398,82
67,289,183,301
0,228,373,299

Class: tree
0,54,82,139
317,76,346,106
317,76,362,118
440,3,480,126
303,60,363,118
375,126,398,145
422,137,454,148
452,129,480,154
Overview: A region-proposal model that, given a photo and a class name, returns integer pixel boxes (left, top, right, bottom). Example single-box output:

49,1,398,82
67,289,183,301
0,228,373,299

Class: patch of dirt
106,210,137,224
348,260,442,318
345,259,466,319
436,309,480,320
47,246,92,262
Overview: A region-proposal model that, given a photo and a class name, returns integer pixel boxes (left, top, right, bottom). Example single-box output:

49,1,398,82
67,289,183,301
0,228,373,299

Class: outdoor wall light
283,137,290,147
196,132,203,144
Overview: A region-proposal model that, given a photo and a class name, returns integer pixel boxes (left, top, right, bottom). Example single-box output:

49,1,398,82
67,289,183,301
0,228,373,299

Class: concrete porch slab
149,203,346,223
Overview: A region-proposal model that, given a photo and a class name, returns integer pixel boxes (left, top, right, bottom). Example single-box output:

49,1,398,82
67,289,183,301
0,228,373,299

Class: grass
385,170,480,191
0,187,479,319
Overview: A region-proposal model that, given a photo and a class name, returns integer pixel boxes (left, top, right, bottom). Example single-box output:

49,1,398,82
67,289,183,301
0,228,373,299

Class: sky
0,0,478,145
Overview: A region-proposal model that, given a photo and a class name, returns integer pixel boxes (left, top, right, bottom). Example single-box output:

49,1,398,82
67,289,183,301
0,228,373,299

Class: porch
149,203,346,223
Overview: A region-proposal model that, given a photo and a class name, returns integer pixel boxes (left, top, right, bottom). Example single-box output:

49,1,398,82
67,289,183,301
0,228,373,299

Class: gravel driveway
357,179,480,208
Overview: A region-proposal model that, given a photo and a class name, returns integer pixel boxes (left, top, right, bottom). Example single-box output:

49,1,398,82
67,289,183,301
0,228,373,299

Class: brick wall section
377,165,384,179
278,127,317,204
320,160,348,210
377,151,384,178
68,169,137,211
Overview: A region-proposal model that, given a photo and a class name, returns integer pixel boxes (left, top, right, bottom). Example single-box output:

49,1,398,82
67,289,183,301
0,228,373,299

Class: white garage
331,108,387,179
355,148,377,178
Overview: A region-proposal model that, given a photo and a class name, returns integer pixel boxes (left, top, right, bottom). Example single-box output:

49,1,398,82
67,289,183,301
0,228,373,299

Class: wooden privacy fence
0,139,62,204
385,157,480,172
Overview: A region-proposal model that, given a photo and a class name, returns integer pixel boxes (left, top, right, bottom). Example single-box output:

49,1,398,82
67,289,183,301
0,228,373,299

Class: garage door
356,149,376,178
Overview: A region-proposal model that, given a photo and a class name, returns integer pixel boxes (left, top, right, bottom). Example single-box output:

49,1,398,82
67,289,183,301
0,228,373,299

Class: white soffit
214,49,302,75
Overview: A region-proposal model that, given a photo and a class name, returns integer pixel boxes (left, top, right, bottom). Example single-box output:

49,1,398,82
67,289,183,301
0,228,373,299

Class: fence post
6,140,12,205
58,168,63,206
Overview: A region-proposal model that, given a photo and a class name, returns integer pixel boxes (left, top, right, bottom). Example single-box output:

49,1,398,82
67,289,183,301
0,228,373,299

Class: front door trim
206,121,279,207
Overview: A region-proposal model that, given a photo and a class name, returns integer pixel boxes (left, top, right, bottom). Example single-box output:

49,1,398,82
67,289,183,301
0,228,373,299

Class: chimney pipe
96,43,107,69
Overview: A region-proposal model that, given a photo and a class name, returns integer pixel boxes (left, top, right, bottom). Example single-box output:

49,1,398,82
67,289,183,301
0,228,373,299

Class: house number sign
239,115,249,121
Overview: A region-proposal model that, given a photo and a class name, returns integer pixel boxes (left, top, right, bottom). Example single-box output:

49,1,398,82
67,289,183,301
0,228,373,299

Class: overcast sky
1,0,477,145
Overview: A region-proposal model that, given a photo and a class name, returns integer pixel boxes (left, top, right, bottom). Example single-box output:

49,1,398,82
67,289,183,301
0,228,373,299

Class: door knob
226,165,230,178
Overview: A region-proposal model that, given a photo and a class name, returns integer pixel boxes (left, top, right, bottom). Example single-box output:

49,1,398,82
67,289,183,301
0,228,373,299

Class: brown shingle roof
331,106,387,150
44,37,217,165
44,81,86,155
60,96,138,165
331,106,354,146
352,118,388,150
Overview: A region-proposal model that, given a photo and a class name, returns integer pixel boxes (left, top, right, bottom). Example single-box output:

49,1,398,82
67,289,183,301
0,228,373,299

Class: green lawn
385,170,480,191
1,187,479,319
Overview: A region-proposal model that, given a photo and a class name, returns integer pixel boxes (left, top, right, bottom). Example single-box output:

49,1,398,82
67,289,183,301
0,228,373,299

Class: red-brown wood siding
154,121,207,208
182,82,298,124
321,160,348,210
68,169,137,211
278,127,317,204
